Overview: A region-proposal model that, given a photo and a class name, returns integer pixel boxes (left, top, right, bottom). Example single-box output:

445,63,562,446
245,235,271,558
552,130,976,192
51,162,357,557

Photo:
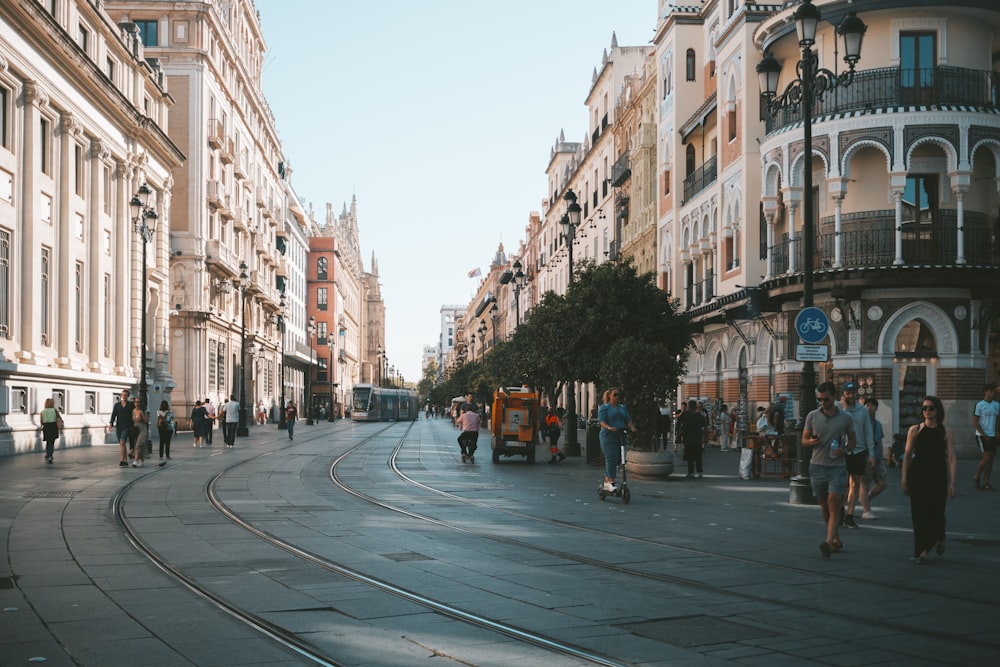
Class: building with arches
655,1,1000,455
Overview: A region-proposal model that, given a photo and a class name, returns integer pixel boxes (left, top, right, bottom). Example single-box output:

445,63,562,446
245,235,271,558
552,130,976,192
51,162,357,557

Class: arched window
317,257,328,280
686,48,696,81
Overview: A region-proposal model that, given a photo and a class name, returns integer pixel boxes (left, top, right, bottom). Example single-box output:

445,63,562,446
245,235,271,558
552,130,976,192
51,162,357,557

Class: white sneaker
131,460,137,467
602,481,616,492
862,511,876,520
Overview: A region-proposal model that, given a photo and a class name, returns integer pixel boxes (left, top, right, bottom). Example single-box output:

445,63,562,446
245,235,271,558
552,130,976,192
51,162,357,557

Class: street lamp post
478,320,487,362
237,261,250,437
277,291,287,429
512,259,526,328
129,184,158,410
328,338,336,422
305,316,315,425
489,303,498,348
757,0,866,504
559,189,583,456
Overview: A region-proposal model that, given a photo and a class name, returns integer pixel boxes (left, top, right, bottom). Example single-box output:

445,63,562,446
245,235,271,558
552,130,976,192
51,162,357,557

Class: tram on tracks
350,384,420,421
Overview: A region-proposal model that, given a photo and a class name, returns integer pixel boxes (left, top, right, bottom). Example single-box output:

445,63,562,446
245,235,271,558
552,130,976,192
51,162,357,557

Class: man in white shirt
221,395,240,447
973,383,999,490
203,398,217,445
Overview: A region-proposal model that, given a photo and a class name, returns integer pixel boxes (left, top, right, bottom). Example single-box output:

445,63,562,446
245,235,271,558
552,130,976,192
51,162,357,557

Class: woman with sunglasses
901,395,957,563
598,388,635,492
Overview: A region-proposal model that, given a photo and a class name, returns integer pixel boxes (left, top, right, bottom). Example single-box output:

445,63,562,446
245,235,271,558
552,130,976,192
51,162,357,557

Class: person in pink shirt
457,403,481,463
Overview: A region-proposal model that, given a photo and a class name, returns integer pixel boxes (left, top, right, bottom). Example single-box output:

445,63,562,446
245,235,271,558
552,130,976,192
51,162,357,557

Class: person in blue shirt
598,388,635,492
861,397,888,518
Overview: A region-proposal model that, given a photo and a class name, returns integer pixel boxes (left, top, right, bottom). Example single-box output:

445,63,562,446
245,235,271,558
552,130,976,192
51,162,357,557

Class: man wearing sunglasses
803,381,857,558
841,382,874,528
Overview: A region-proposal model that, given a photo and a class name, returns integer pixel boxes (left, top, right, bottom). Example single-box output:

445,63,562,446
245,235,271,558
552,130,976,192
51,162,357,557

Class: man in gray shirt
841,382,873,529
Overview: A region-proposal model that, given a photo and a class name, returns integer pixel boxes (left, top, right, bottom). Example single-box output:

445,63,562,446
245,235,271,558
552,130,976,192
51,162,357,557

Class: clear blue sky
256,0,656,383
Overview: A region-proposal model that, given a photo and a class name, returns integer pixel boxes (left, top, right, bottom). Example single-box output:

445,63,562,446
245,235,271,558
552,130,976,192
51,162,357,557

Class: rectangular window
317,320,328,345
0,85,8,149
317,287,328,311
76,213,85,240
900,32,936,105
0,229,9,338
103,274,111,356
52,389,66,412
74,143,84,195
217,341,226,393
78,24,90,54
105,57,116,83
208,340,218,389
12,386,28,413
75,261,84,352
135,20,159,47
40,117,51,175
85,391,96,414
103,166,111,213
41,246,51,345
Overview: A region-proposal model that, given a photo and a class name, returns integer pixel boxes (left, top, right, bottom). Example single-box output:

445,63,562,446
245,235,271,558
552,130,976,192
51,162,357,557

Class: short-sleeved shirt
222,400,240,423
842,402,873,457
804,405,856,467
459,410,481,432
975,399,999,437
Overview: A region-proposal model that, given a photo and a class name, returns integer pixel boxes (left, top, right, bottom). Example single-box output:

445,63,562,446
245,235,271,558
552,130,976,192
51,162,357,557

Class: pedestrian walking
861,397,888,519
598,388,635,492
39,397,62,464
678,399,708,478
285,401,298,440
972,383,998,490
657,400,672,450
841,382,874,529
545,406,565,463
718,404,731,451
901,395,957,563
802,381,857,559
156,400,175,463
130,397,149,467
203,398,217,445
221,394,240,447
108,389,134,467
457,403,481,463
257,400,267,425
190,400,208,448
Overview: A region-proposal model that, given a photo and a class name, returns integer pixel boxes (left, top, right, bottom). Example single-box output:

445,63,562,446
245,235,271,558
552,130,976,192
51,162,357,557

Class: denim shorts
809,463,848,497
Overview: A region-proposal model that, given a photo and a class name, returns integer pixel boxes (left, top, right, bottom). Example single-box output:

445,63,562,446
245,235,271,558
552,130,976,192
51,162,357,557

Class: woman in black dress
191,400,208,448
901,395,957,563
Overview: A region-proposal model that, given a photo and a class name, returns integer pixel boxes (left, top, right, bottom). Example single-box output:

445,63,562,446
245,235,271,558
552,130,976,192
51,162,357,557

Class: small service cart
490,386,540,464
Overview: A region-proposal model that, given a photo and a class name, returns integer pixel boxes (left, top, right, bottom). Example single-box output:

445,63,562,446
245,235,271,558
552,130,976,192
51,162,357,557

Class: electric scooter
597,430,631,504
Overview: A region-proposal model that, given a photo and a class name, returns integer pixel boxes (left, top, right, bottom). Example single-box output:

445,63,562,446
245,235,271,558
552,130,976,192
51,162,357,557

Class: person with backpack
156,400,176,463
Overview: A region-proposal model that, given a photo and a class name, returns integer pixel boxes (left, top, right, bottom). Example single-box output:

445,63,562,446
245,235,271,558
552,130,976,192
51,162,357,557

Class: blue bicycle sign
795,307,829,344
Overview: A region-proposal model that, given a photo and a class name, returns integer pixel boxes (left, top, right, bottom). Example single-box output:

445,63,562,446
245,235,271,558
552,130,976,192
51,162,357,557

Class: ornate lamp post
305,315,316,425
478,320,487,362
757,0,866,504
468,334,475,366
512,259,526,328
489,303,498,348
236,261,250,437
376,346,383,386
327,337,336,421
560,189,583,456
277,291,287,429
129,184,158,410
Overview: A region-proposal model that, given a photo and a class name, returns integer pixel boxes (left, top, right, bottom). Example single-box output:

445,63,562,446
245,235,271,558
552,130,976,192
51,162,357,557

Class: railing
766,66,1000,133
682,154,717,203
767,209,999,275
611,151,631,187
685,273,715,309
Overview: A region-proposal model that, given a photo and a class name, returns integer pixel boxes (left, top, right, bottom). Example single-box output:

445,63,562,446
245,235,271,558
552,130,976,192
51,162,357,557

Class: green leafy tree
417,359,438,405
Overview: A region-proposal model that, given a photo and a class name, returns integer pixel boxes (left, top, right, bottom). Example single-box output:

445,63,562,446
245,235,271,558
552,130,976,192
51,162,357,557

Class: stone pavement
1,419,998,666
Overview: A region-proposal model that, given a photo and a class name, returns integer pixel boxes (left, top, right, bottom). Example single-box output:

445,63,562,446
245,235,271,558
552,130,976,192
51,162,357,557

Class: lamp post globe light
756,0,866,504
129,184,158,410
277,291,287,429
237,261,250,437
512,259,526,328
305,316,316,425
560,189,582,456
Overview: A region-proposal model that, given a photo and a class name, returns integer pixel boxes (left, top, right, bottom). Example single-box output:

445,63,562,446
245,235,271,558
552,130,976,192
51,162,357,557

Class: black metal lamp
129,184,158,410
305,315,315,425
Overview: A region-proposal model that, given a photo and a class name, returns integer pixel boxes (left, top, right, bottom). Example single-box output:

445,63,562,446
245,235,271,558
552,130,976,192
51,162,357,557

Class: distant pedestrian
803,381,856,559
191,400,208,448
841,382,874,529
108,389,134,467
156,400,175,463
285,401,298,440
257,400,267,425
221,394,240,447
203,398,217,445
545,407,565,464
130,397,149,467
972,383,998,490
901,395,957,563
861,397,888,519
598,388,635,492
678,399,708,478
657,401,671,450
39,397,62,464
457,403,481,463
718,404,731,451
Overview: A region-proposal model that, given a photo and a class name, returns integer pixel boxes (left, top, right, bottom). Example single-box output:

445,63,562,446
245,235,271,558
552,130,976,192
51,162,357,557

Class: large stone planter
627,449,674,480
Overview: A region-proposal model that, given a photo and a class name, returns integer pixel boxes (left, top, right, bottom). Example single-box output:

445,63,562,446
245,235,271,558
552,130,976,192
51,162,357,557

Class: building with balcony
657,0,1000,453
0,0,183,454
104,0,289,424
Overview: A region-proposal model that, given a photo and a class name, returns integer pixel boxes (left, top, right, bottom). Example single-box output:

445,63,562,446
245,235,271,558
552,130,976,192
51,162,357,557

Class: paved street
2,418,999,666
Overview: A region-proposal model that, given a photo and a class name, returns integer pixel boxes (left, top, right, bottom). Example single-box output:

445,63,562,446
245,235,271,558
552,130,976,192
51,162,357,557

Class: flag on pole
467,267,481,278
